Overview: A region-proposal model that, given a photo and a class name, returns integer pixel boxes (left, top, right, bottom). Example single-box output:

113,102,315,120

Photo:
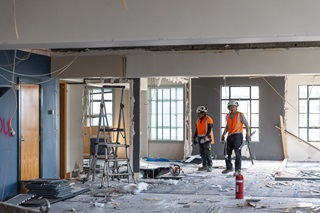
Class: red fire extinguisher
235,173,244,199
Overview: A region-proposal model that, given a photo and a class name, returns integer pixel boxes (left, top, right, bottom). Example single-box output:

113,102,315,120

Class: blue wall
0,50,59,200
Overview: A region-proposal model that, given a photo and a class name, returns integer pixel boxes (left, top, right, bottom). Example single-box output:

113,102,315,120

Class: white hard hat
227,100,239,108
196,106,208,113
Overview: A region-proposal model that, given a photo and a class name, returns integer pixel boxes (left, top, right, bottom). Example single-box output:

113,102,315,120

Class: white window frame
86,87,113,127
148,86,184,142
221,86,259,141
298,85,320,142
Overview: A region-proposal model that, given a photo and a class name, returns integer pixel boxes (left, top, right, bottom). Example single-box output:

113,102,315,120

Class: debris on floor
4,160,320,213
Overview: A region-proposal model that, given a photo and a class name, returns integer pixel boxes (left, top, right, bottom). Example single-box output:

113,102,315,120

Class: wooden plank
275,126,320,152
275,158,287,176
275,176,320,181
279,115,288,158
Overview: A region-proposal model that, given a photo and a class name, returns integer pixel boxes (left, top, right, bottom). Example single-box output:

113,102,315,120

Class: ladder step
106,158,129,162
100,127,124,132
96,142,128,148
105,173,133,176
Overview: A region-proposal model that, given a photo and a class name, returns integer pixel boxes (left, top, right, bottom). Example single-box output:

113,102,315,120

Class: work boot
198,166,207,171
221,168,233,174
207,167,212,172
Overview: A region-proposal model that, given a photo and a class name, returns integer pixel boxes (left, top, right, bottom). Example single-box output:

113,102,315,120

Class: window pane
238,101,249,115
105,102,112,111
309,86,320,98
158,101,163,114
158,114,162,126
299,114,307,127
151,101,157,113
158,89,162,99
157,128,163,140
251,101,259,113
163,114,170,127
92,118,99,126
151,128,157,140
177,114,184,127
163,89,170,100
221,86,229,99
171,102,176,114
163,128,170,140
163,101,170,113
171,115,177,127
151,114,157,127
177,128,184,140
149,88,156,100
103,93,112,100
299,86,307,99
93,93,102,100
299,100,307,113
171,88,176,99
177,101,184,113
251,114,259,127
309,129,320,141
231,87,250,99
299,128,308,141
221,114,227,127
251,86,259,99
171,129,177,140
230,87,241,99
309,100,320,113
309,114,320,127
177,88,184,100
221,101,228,114
92,102,100,114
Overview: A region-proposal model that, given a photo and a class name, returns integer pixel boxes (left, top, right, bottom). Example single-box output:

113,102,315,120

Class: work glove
246,135,251,142
192,137,198,145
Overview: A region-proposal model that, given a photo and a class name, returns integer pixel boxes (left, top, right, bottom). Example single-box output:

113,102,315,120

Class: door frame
59,82,67,178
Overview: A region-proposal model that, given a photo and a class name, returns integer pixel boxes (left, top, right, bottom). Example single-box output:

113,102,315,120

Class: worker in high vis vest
193,106,214,172
221,100,250,175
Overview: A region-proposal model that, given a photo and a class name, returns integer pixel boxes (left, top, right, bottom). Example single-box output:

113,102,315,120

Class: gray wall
191,77,285,160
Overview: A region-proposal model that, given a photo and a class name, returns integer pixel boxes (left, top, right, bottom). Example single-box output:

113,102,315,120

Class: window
87,88,113,126
221,86,259,141
148,86,184,141
298,85,320,142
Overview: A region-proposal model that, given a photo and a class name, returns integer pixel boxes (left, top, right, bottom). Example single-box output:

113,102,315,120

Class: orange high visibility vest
227,112,243,135
196,115,214,144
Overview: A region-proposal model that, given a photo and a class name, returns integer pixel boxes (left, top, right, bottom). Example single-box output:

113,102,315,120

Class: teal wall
0,50,58,200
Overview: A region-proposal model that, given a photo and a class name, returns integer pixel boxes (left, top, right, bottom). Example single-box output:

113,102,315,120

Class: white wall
127,48,320,77
285,75,320,161
66,84,85,173
2,1,320,49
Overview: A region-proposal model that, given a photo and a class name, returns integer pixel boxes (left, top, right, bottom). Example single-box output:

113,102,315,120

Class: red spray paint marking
0,117,12,137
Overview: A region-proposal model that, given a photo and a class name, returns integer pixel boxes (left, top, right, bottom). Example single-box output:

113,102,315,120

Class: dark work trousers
199,141,212,168
225,133,243,171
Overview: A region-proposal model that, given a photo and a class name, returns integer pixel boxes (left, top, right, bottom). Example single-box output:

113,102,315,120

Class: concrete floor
31,160,320,212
